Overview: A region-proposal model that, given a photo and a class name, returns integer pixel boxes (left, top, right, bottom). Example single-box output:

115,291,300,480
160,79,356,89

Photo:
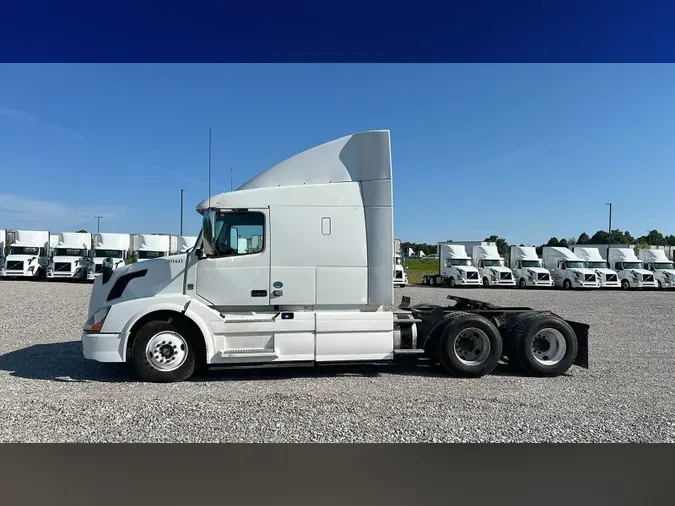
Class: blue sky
1,63,674,245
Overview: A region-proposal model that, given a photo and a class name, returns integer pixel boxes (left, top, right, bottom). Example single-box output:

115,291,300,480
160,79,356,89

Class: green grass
402,258,438,285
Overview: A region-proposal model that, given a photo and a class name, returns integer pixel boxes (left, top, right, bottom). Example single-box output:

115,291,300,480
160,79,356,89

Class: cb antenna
230,167,233,192
208,127,212,209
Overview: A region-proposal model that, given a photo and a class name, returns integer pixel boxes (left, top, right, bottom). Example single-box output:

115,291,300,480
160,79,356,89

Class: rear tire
422,275,429,285
132,320,198,383
435,312,502,378
505,312,578,377
430,276,435,286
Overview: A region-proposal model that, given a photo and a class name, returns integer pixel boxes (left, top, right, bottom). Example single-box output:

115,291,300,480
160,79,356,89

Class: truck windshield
482,259,503,267
138,250,164,259
54,248,85,257
586,261,608,268
9,246,40,255
95,249,124,259
449,259,472,266
565,261,585,269
653,262,674,270
521,260,542,268
622,262,643,269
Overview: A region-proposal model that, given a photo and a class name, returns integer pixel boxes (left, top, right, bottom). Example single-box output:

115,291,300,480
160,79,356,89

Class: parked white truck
604,247,656,290
93,233,131,277
423,242,480,287
393,238,408,287
471,243,515,287
0,230,50,279
47,232,94,281
509,246,553,288
0,229,6,273
542,247,599,289
178,236,198,253
572,247,620,288
639,248,675,288
133,234,172,262
81,130,590,383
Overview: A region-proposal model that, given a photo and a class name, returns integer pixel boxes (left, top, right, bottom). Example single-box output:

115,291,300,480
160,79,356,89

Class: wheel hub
145,331,188,372
452,328,491,366
531,328,566,366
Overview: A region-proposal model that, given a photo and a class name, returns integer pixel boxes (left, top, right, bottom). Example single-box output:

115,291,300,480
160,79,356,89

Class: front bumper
82,332,125,362
0,269,37,278
574,280,599,288
598,280,620,288
491,279,516,286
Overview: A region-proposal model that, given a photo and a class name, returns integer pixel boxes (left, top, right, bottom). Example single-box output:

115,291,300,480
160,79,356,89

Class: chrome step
219,348,278,359
393,349,426,355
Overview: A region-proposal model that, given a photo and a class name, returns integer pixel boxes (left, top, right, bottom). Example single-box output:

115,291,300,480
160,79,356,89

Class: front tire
621,279,630,290
449,277,456,288
132,320,198,382
562,279,572,290
519,278,526,289
435,312,502,378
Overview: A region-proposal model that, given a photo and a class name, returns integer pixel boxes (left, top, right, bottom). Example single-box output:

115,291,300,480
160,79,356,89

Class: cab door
196,208,270,307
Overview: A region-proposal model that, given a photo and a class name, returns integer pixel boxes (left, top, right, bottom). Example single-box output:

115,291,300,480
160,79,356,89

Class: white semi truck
0,229,6,273
393,238,408,287
81,130,590,383
509,246,553,288
542,247,599,289
572,247,620,288
423,242,480,287
93,233,132,277
47,232,94,281
0,230,50,279
639,248,675,289
471,243,516,287
604,247,656,290
178,236,198,253
133,234,173,262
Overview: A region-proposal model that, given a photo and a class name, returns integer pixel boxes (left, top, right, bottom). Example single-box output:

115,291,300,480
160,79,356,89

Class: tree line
402,229,675,259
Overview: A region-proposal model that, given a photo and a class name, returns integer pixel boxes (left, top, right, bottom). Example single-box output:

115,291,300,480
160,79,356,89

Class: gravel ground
0,280,673,442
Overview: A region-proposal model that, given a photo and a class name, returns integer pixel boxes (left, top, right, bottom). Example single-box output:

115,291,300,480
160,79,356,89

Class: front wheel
519,278,526,289
562,279,572,290
482,277,489,287
448,277,456,288
132,320,198,382
621,279,630,290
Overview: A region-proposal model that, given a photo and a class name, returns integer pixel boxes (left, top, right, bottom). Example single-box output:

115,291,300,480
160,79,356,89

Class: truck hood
486,266,512,274
521,267,549,275
629,269,654,277
88,253,189,317
592,268,618,275
53,256,84,263
569,268,597,276
656,269,675,276
6,254,40,262
456,266,479,273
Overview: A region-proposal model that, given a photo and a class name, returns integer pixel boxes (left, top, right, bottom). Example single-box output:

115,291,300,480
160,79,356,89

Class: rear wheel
430,276,435,286
422,275,429,285
435,312,502,378
132,320,199,382
505,312,578,377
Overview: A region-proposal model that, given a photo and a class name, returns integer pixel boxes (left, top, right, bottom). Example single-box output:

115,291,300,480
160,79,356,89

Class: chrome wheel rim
531,328,567,366
145,331,188,372
452,328,491,366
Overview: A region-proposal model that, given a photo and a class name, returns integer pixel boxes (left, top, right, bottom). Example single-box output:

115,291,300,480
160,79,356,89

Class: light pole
94,216,103,237
605,203,612,260
180,189,185,236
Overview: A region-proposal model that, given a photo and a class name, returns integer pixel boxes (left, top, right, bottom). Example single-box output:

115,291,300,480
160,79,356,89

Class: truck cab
509,246,552,288
608,248,656,290
472,243,515,287
93,233,131,277
134,234,172,262
638,249,675,289
542,247,599,289
393,238,408,287
47,232,94,281
426,243,480,287
572,247,620,288
0,230,50,279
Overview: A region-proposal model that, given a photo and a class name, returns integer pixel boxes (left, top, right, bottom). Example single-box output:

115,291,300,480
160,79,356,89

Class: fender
103,295,219,363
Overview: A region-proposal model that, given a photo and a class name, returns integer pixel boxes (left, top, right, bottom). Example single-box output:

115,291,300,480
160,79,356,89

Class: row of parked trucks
0,230,197,281
421,241,674,290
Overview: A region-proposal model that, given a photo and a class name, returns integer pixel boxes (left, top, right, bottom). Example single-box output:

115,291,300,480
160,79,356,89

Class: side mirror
101,257,114,284
201,209,217,257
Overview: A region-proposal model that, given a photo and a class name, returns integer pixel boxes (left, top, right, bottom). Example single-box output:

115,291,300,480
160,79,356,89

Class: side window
213,211,265,257
614,262,621,270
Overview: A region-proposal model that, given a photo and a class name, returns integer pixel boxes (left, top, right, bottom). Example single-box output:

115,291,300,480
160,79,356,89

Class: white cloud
0,105,84,141
0,194,120,231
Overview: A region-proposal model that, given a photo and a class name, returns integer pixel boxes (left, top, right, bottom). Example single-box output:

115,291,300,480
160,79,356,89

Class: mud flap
565,319,589,368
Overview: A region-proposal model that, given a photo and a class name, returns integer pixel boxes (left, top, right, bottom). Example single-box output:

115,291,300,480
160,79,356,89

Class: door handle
251,290,267,297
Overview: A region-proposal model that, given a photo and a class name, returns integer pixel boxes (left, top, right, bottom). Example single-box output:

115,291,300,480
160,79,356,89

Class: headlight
83,306,111,332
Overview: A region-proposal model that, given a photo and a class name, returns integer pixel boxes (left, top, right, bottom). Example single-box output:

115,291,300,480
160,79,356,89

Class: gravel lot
0,280,673,442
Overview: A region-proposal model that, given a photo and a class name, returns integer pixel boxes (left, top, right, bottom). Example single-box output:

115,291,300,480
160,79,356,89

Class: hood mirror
101,257,114,284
